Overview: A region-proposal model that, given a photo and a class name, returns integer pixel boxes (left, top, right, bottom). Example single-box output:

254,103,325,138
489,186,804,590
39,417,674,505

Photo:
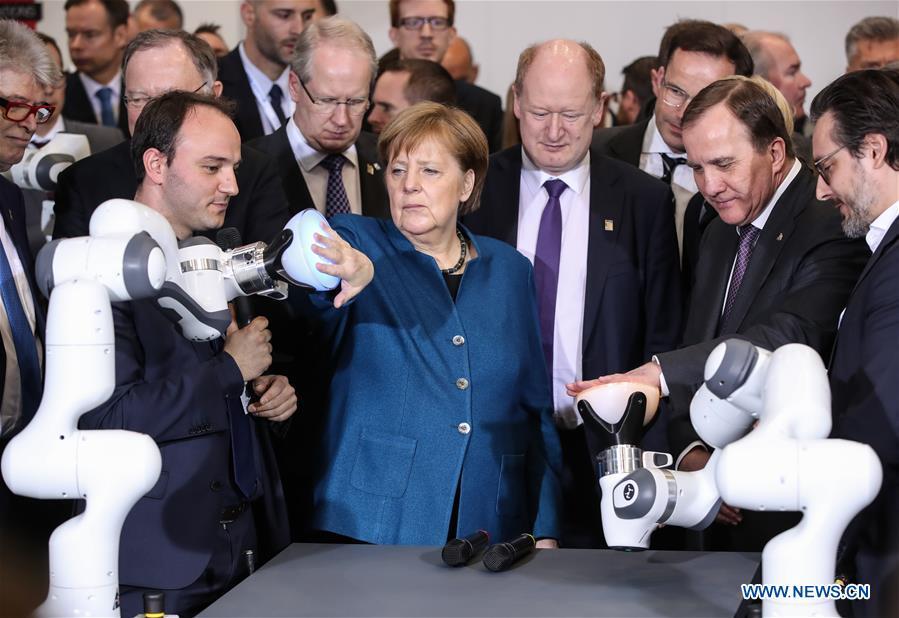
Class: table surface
198,543,760,617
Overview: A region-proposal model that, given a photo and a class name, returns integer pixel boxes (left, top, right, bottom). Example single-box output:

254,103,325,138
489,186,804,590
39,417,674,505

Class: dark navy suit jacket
829,214,899,616
78,299,289,589
464,145,682,547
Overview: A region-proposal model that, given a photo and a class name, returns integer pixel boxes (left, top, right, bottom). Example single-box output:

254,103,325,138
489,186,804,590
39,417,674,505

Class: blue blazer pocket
350,428,417,498
495,453,526,516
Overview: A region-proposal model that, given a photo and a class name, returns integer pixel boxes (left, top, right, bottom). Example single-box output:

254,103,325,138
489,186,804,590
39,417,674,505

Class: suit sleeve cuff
675,441,708,470
216,351,248,397
652,355,670,397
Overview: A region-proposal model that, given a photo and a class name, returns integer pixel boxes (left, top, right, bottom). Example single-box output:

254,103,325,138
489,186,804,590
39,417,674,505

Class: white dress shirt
517,150,591,425
239,42,295,136
285,117,363,215
29,115,65,148
865,199,899,253
78,70,121,126
0,215,41,437
639,116,697,254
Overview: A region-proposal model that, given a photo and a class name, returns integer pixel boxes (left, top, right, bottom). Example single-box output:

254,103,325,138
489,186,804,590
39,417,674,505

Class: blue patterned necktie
721,224,760,328
269,84,287,126
96,87,116,127
534,179,567,377
320,154,351,218
0,243,42,425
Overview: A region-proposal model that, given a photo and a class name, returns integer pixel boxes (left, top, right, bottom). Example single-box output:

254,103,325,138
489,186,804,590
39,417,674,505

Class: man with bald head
441,36,477,83
466,39,682,548
742,30,813,158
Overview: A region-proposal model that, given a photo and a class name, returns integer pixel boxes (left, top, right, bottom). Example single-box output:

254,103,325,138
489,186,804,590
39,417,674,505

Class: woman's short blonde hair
377,102,488,216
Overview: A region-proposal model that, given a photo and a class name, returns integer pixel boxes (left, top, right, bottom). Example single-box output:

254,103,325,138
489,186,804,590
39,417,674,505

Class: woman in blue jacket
306,102,562,546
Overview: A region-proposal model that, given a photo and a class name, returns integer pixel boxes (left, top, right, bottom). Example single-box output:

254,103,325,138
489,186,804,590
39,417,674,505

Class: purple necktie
721,224,760,327
320,154,351,218
534,179,567,376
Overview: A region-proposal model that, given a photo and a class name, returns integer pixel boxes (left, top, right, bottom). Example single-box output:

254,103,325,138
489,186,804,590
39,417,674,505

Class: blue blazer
79,299,289,589
302,215,563,545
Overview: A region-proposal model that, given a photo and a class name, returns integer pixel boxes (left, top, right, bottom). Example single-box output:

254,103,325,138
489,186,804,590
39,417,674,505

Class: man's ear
651,66,665,99
240,0,255,27
865,133,890,169
769,136,787,175
592,92,609,128
388,27,399,49
142,148,167,185
212,80,224,98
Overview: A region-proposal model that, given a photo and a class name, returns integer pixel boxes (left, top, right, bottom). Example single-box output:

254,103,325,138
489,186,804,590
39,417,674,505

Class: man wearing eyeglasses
387,0,503,152
594,20,753,275
219,0,318,141
0,19,67,616
53,29,290,245
811,69,899,618
247,15,388,220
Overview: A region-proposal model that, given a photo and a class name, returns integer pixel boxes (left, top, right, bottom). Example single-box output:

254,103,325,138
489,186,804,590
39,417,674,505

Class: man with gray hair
845,16,899,72
54,28,290,244
741,30,813,159
0,19,65,615
247,15,388,219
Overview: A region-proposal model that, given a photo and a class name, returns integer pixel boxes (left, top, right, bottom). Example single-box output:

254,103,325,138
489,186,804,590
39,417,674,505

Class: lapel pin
776,232,784,241
604,219,614,231
366,163,375,175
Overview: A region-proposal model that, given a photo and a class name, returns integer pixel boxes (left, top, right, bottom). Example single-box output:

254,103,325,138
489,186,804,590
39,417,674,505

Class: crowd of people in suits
1,1,899,617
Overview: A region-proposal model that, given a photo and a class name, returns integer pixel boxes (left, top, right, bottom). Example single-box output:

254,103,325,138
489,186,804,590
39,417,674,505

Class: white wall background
37,0,899,106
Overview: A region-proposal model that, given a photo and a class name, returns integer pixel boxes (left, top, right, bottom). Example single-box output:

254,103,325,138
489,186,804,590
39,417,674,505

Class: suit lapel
687,221,737,342
494,149,522,246
829,214,899,365
268,127,314,215
608,119,647,167
0,180,45,337
356,134,389,219
721,169,811,332
581,151,623,350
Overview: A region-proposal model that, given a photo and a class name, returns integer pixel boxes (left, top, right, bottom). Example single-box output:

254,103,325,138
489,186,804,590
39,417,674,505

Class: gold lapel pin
366,163,375,175
776,232,784,241
604,219,614,231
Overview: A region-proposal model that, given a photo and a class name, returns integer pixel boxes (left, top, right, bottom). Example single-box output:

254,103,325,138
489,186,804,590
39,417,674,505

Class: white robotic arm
2,231,166,617
2,200,346,617
4,133,91,192
575,339,766,550
716,344,882,617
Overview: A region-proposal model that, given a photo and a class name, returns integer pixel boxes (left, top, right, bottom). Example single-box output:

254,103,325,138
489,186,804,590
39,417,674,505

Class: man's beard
840,170,877,239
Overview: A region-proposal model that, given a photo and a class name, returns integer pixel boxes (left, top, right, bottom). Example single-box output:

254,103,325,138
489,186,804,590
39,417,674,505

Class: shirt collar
285,116,358,172
520,147,590,198
29,115,65,147
239,41,291,93
743,158,802,233
644,114,681,156
79,70,120,98
866,199,899,253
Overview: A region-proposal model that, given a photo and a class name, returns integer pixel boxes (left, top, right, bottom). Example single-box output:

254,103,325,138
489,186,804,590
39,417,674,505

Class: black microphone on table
442,530,490,567
482,533,536,572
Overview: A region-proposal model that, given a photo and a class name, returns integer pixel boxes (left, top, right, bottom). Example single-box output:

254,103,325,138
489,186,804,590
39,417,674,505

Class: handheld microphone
216,228,260,405
216,228,253,327
442,530,489,566
482,533,536,572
